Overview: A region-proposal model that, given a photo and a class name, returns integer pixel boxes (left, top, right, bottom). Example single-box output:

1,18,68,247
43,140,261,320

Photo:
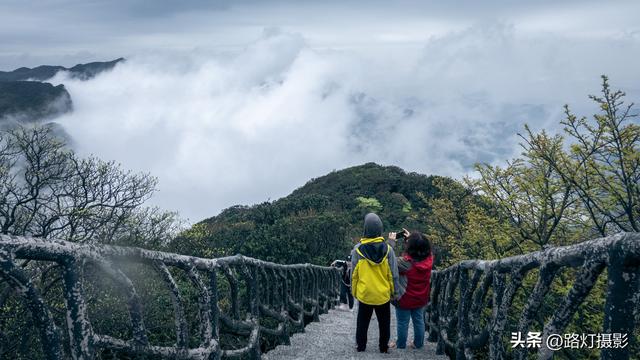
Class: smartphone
396,230,407,239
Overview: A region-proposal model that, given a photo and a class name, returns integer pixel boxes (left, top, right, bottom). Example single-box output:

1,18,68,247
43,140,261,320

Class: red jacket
398,254,433,309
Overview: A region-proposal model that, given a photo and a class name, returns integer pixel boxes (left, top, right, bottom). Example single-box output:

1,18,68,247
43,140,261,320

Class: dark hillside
0,58,123,122
0,81,72,122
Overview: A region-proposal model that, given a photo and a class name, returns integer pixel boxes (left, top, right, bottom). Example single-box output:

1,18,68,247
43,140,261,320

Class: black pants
340,283,354,309
356,301,390,352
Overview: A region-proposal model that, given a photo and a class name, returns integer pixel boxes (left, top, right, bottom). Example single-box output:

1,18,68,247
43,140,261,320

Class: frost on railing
0,235,340,359
425,232,640,360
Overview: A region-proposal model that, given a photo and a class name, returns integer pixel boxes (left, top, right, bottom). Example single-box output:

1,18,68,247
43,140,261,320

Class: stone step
263,302,447,360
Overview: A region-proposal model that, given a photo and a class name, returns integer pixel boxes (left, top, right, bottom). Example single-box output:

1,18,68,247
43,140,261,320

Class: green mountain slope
172,163,465,265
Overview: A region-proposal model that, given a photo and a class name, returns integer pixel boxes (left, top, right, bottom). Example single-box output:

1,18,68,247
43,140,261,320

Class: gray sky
2,1,638,69
2,1,639,222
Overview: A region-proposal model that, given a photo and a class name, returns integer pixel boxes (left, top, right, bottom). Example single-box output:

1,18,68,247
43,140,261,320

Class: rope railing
0,235,340,360
424,232,640,360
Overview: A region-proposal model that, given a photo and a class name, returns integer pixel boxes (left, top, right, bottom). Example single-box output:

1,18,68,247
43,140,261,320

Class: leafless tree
0,125,182,245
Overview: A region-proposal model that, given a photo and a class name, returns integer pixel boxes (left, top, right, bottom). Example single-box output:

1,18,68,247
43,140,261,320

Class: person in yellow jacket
351,212,399,353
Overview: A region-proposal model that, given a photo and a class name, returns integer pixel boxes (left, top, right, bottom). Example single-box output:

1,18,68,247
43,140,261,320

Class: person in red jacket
388,230,433,349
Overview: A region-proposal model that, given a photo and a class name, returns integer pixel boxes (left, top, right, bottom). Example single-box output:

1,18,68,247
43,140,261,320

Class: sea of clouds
51,23,640,222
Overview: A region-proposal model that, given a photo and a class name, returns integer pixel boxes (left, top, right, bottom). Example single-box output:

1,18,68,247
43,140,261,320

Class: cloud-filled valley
49,22,640,222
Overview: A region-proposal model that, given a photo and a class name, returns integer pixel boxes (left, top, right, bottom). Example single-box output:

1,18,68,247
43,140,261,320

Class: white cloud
52,23,640,222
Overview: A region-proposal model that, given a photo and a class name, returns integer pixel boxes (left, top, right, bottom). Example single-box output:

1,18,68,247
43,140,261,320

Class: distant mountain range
0,58,124,82
0,58,124,124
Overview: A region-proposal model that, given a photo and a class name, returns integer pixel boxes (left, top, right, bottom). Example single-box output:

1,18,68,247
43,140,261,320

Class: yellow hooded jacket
351,237,396,305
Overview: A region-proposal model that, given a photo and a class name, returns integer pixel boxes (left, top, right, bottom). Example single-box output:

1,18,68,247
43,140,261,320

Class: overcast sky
2,1,640,69
1,1,639,222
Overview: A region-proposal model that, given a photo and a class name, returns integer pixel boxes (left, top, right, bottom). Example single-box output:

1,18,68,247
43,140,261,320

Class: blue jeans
395,306,425,349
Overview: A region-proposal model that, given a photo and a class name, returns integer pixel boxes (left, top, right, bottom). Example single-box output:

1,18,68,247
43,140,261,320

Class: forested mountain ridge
0,58,124,123
172,163,472,265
